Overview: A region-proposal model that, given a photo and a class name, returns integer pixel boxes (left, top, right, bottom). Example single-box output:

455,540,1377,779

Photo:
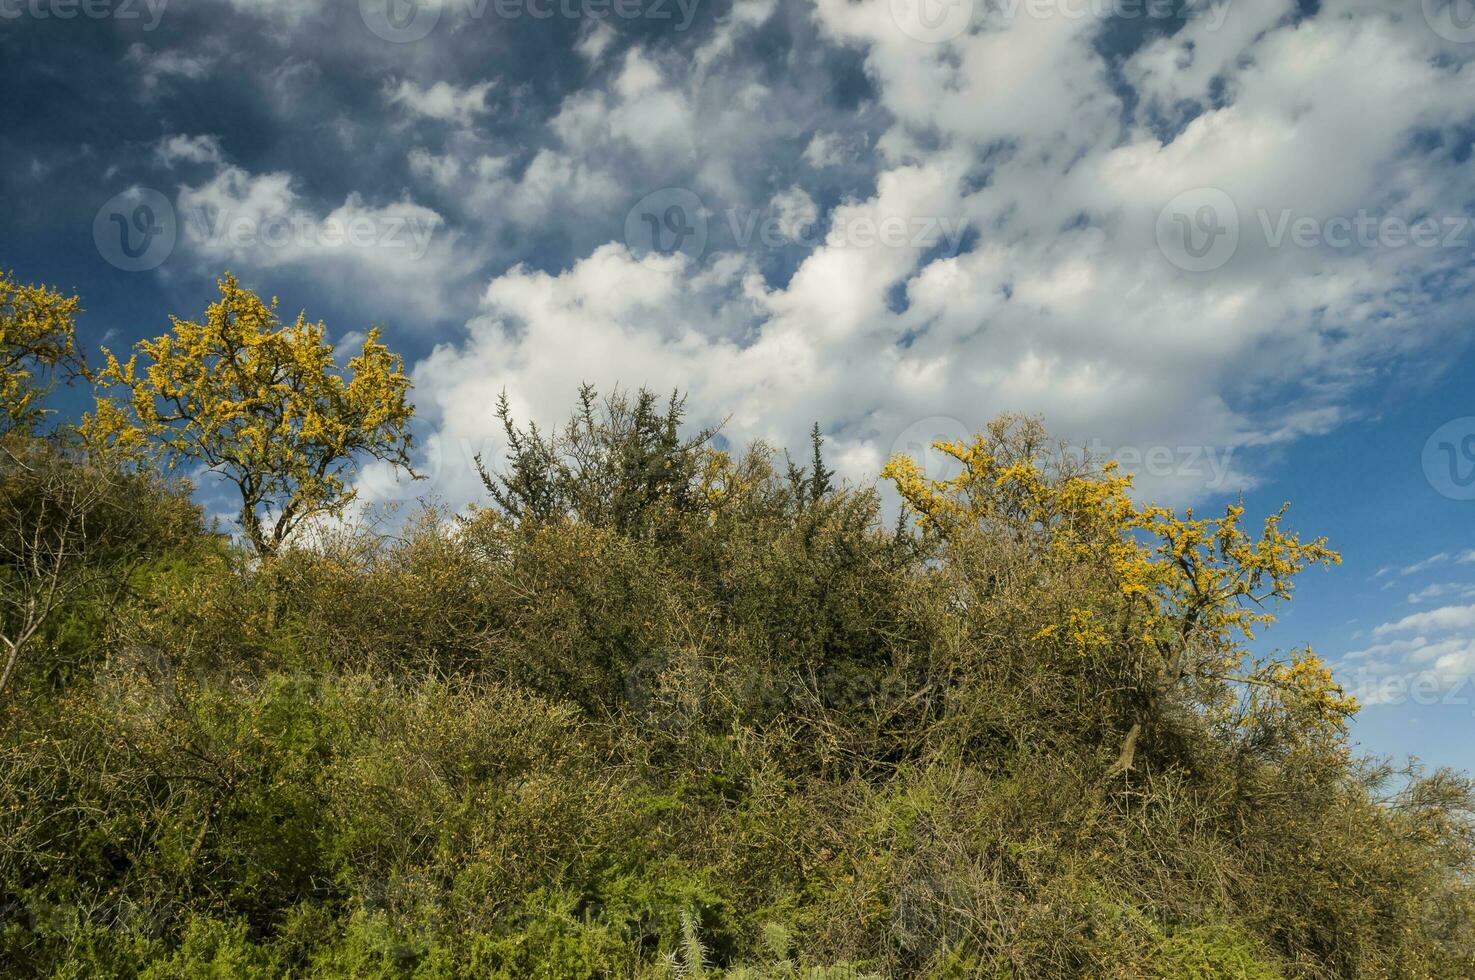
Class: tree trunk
1106,721,1142,779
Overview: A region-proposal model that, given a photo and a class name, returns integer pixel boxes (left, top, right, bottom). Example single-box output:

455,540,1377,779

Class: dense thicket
1,387,1471,979
0,269,1471,975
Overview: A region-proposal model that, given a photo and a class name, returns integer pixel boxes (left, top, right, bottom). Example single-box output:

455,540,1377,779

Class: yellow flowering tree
883,415,1355,774
82,274,416,558
0,271,85,434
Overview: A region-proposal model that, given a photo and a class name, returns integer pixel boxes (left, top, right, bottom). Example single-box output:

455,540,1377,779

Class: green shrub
3,391,1472,977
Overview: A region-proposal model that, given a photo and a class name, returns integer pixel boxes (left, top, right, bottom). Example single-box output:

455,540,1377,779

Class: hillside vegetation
2,273,1473,977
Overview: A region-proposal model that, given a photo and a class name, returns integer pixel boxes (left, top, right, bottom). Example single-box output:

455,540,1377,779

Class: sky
2,0,1474,770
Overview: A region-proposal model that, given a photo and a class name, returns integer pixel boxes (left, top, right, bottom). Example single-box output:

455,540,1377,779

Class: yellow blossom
81,273,417,557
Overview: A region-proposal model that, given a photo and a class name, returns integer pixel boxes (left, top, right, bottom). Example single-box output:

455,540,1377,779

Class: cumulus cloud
414,48,724,239
576,20,618,64
394,243,761,504
802,131,861,169
694,0,778,72
1409,583,1475,605
126,43,214,93
408,148,462,188
1347,605,1475,704
552,50,697,162
156,134,224,167
172,156,462,320
1378,550,1475,578
320,5,1475,521
387,79,494,126
221,0,324,17
1373,605,1475,639
768,186,819,242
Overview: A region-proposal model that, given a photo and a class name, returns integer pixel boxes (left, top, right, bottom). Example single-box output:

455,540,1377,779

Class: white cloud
351,4,1475,520
409,148,462,187
156,134,223,167
427,51,703,232
1373,605,1475,638
1377,550,1475,578
576,20,618,64
694,0,777,72
552,50,696,161
126,44,214,93
802,131,860,169
769,186,819,242
1409,583,1475,605
1347,603,1475,704
387,79,494,126
222,0,323,17
173,159,461,319
391,244,760,503
493,148,623,226
1347,634,1474,665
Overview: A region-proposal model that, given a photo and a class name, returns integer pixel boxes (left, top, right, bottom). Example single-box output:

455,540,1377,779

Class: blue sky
3,0,1474,770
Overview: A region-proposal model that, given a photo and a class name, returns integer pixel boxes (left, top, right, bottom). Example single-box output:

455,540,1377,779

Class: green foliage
0,434,199,700
2,379,1472,977
478,384,717,541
